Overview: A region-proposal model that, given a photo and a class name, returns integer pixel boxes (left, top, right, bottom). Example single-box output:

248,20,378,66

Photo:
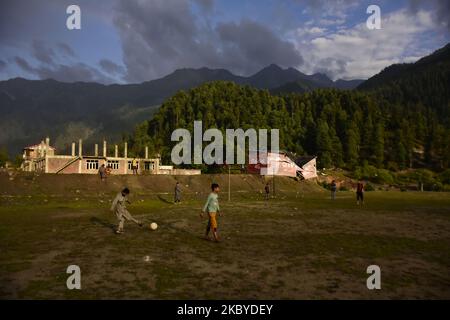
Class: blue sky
0,0,448,83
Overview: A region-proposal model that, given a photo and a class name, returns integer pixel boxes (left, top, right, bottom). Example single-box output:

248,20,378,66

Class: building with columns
21,137,200,175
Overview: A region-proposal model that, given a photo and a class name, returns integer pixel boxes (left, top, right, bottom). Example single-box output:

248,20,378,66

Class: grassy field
0,173,449,299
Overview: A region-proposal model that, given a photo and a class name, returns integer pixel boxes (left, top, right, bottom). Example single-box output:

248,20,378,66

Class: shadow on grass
90,216,116,234
157,195,173,204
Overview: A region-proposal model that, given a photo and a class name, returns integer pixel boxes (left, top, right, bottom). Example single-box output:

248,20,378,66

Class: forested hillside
127,81,449,170
358,44,450,119
126,43,450,170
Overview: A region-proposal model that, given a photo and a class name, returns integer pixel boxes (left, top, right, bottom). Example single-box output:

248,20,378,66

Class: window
86,159,99,170
144,161,155,171
107,160,119,170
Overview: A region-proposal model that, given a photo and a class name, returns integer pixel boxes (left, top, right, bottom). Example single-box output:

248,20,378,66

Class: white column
45,137,50,156
71,143,76,156
94,144,98,157
103,140,107,158
78,139,83,157
124,142,128,174
145,146,149,159
115,145,118,158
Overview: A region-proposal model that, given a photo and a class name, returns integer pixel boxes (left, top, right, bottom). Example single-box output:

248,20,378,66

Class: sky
0,0,449,83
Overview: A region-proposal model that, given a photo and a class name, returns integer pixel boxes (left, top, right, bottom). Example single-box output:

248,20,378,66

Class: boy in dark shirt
356,180,364,205
330,180,337,200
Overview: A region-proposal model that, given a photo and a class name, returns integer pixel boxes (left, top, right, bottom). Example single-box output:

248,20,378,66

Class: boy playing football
111,188,143,234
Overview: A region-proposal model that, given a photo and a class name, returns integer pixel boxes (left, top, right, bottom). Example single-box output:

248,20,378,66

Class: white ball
150,222,158,230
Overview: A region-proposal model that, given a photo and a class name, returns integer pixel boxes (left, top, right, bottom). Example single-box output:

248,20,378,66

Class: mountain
270,77,364,94
270,79,317,94
130,78,449,171
128,43,450,170
249,64,364,91
244,64,307,88
357,43,450,119
358,43,450,90
0,66,362,155
334,79,365,90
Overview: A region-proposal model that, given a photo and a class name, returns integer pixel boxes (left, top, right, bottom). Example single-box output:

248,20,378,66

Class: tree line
127,80,450,171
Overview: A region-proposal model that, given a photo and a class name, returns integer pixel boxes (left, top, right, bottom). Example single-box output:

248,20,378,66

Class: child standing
356,180,365,205
174,181,182,204
330,180,337,200
264,182,270,201
201,183,222,242
111,188,143,234
98,164,107,182
132,158,138,175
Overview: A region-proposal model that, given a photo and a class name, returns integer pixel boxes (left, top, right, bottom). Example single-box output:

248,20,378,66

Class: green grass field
1,173,449,299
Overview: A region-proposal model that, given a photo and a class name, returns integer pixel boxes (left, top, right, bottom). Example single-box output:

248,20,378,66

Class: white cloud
294,9,446,80
296,26,326,37
318,18,346,26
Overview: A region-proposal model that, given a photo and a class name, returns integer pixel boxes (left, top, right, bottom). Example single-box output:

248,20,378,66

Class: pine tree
316,119,332,168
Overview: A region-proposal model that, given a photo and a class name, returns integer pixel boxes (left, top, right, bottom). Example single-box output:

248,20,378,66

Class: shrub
438,169,450,185
320,181,331,190
353,165,395,185
0,148,9,168
374,169,395,185
424,182,443,191
353,164,378,180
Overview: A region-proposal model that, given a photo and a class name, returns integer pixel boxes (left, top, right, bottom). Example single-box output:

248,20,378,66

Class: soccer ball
150,222,158,230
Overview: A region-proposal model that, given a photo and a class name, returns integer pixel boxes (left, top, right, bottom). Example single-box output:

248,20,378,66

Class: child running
201,183,222,242
111,187,143,234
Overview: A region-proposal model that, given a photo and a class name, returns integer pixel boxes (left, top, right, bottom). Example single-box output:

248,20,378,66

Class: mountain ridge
2,40,449,157
0,64,364,155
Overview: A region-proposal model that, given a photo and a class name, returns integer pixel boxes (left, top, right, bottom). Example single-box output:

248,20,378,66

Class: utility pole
228,164,231,201
273,174,275,197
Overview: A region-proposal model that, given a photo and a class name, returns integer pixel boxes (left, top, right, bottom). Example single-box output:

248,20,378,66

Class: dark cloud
57,42,76,58
114,0,204,82
2,0,446,84
217,19,303,74
0,60,6,71
192,0,214,12
35,63,114,83
0,0,62,48
409,0,450,31
32,40,55,65
99,59,125,75
14,55,114,84
14,56,34,74
114,0,303,82
11,38,114,83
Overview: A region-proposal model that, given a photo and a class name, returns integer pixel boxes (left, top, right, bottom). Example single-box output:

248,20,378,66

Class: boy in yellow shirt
200,183,222,242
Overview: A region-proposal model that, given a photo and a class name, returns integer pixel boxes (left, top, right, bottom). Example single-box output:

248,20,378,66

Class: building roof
249,150,316,167
24,143,56,150
294,156,317,167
